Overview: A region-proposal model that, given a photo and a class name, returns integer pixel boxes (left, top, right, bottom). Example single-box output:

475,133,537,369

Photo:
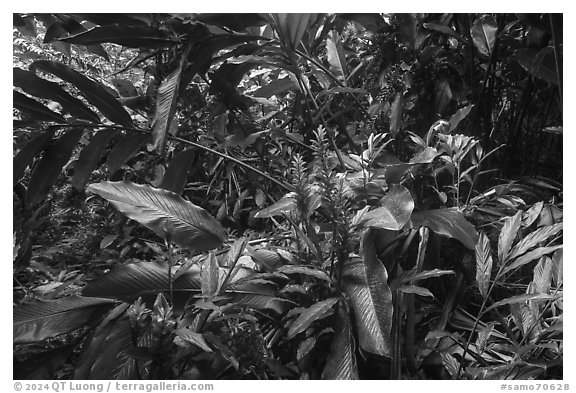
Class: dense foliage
13,13,562,380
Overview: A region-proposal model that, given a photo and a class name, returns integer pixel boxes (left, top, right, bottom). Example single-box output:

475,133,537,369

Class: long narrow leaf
106,133,148,175
31,60,132,127
501,245,563,277
507,222,563,261
321,301,358,380
14,296,115,344
25,128,84,209
287,297,338,339
72,129,117,190
498,211,522,264
59,25,177,48
14,68,100,122
160,148,197,195
484,293,556,314
87,181,226,253
475,231,493,298
326,30,347,83
13,129,55,186
13,90,66,123
409,208,478,250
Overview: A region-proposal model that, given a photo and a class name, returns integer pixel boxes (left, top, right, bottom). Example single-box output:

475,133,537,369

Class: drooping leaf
14,296,115,344
254,192,296,218
192,13,267,31
82,260,201,301
501,245,563,277
46,16,109,60
342,230,393,357
14,68,100,122
160,149,197,195
362,185,414,230
398,285,434,297
87,181,226,253
272,13,317,51
409,208,478,250
13,129,55,187
498,211,522,264
321,300,358,380
25,128,84,209
151,50,188,153
13,90,66,123
475,231,493,298
74,13,150,27
448,104,475,133
287,297,338,339
551,249,563,287
106,133,148,175
31,60,133,127
277,265,332,282
252,76,297,98
74,312,137,379
484,293,557,314
72,129,117,191
326,30,347,83
297,336,317,361
59,25,177,49
507,222,563,261
515,47,558,85
394,269,455,286
471,15,498,57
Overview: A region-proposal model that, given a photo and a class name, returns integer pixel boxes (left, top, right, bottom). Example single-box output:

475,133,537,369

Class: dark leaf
423,22,469,44
25,128,84,209
252,77,297,98
321,300,358,379
409,208,478,250
59,25,177,49
389,92,404,136
14,295,115,344
111,78,138,97
13,90,66,123
174,328,213,352
72,129,118,190
106,133,148,175
448,104,475,133
82,260,201,301
287,297,338,339
192,13,267,31
31,61,132,127
74,13,150,27
160,149,197,194
471,15,498,57
87,181,226,253
435,77,453,114
13,129,56,187
14,68,100,122
362,185,414,230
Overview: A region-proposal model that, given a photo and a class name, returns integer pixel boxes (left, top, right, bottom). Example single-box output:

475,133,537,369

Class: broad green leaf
409,208,478,250
321,300,358,380
31,60,132,127
254,192,296,218
252,76,297,98
409,146,439,164
532,257,552,294
87,181,226,253
272,13,317,51
471,15,498,57
326,30,347,83
59,25,177,49
174,328,213,352
475,231,493,298
160,149,197,195
297,336,316,361
501,245,563,277
25,128,84,209
82,260,201,301
342,230,393,357
14,296,115,344
448,104,475,133
106,133,148,175
287,297,338,339
277,265,332,282
507,222,563,261
151,48,189,153
484,293,557,314
498,211,522,264
72,129,117,191
13,90,66,123
201,252,220,297
515,47,558,85
362,185,414,230
14,68,100,122
13,129,55,187
74,312,136,379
